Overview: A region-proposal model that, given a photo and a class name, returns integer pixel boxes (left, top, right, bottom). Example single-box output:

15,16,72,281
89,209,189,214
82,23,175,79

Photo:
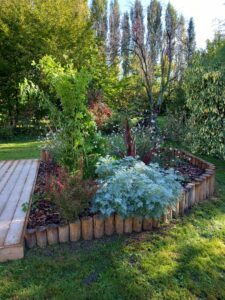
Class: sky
119,0,225,49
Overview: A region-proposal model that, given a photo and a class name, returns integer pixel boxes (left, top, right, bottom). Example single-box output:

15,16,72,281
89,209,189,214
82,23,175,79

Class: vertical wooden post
93,214,104,239
59,224,69,243
115,214,124,235
69,220,81,242
133,216,143,232
167,208,173,221
152,218,160,229
172,201,180,219
81,216,93,240
143,218,152,231
47,224,59,245
179,192,185,216
124,217,133,234
188,183,195,207
25,228,37,249
205,173,210,199
36,226,47,248
105,215,114,236
194,180,200,203
41,149,46,161
201,175,207,200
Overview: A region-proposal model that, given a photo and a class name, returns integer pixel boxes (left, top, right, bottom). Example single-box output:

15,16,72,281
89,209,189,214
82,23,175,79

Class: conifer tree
187,17,196,63
109,0,120,66
131,0,145,48
147,0,162,67
175,14,187,77
121,12,131,76
91,0,108,55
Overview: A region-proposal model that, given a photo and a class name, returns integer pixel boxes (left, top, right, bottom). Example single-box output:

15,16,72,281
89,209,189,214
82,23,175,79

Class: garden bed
25,148,216,249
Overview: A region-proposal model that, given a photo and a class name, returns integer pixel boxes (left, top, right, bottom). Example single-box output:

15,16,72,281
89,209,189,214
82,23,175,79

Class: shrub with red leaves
89,101,112,129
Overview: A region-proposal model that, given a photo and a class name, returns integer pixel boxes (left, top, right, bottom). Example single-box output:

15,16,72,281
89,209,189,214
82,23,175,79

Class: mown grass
0,140,42,161
0,141,224,299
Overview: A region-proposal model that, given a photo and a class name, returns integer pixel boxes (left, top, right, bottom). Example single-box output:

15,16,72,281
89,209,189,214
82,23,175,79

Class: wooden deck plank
0,161,7,171
0,244,24,263
4,160,39,246
0,160,26,216
0,160,19,193
0,161,14,185
0,160,32,247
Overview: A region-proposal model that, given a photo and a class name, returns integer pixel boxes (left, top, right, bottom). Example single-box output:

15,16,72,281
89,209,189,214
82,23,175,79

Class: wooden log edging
25,150,216,249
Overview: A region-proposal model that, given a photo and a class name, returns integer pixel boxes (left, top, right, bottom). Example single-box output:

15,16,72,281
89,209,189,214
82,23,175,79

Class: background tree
121,12,131,76
0,0,91,131
130,1,180,116
187,17,196,64
91,0,108,55
109,0,120,68
184,36,225,159
147,0,162,68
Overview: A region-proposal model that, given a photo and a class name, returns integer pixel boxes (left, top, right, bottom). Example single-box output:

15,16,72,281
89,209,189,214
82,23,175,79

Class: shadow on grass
1,194,225,300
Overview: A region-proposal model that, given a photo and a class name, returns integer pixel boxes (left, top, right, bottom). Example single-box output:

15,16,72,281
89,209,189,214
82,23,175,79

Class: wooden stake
187,183,195,207
133,216,143,232
69,220,81,242
152,218,160,229
93,214,104,239
124,217,133,234
47,224,59,245
81,216,93,240
36,226,47,248
115,214,124,235
41,149,46,161
167,208,173,221
201,175,207,200
179,192,185,216
58,224,69,243
143,218,152,231
45,150,50,162
105,215,114,236
172,201,179,219
25,228,36,249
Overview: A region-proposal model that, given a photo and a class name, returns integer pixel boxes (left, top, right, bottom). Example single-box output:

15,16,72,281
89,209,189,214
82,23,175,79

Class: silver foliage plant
91,156,183,219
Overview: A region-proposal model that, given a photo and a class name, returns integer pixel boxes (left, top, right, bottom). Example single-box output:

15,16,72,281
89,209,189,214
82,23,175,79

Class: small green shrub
34,55,106,177
91,156,183,219
163,111,187,143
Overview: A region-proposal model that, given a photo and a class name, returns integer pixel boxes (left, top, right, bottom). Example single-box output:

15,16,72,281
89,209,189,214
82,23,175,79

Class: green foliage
0,0,91,128
184,38,225,159
92,156,183,218
163,111,187,143
39,56,105,176
47,172,97,222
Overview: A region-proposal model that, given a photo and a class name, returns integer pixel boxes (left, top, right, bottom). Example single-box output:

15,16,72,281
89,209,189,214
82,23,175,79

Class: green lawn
0,140,42,161
0,141,225,300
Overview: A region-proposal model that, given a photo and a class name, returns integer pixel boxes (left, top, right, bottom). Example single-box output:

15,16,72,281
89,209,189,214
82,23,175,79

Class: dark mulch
28,161,61,229
27,157,205,229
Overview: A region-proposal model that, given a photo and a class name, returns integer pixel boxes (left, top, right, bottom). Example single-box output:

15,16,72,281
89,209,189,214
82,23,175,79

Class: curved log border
25,149,216,249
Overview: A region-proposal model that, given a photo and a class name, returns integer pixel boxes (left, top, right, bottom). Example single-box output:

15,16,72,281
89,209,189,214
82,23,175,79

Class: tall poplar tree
147,0,162,67
91,0,108,49
121,12,131,76
131,0,145,48
175,15,187,78
109,0,120,66
156,2,178,111
187,17,196,63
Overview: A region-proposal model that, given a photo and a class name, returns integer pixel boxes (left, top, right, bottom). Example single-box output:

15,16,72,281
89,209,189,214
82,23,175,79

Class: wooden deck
0,159,39,262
